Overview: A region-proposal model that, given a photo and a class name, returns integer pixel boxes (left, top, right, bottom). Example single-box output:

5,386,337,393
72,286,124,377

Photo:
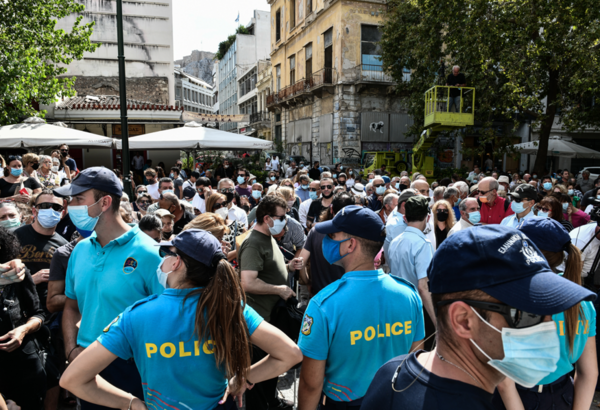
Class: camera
589,198,600,223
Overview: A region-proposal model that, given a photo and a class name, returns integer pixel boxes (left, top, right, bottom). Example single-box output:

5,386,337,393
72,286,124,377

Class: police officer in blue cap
60,229,303,410
297,206,425,410
361,225,596,410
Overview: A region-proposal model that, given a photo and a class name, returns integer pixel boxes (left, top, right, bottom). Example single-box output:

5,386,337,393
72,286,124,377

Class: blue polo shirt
384,210,407,256
98,288,263,410
538,300,596,385
298,270,425,402
65,225,164,347
500,209,540,228
388,227,434,289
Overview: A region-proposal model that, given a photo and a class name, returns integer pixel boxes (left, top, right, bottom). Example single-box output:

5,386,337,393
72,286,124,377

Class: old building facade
266,0,414,166
174,68,216,114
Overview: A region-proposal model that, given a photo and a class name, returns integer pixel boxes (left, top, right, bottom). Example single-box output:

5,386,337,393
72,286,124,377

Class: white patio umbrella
0,117,115,148
114,121,273,150
513,136,600,158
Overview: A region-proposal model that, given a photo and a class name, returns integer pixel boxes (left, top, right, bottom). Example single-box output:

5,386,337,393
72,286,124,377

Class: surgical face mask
301,184,309,190
51,166,59,173
322,235,351,265
37,208,62,228
162,189,175,196
223,164,229,169
68,198,104,237
270,176,276,181
10,168,22,177
251,190,262,199
537,210,549,218
543,182,552,191
568,189,574,196
511,200,528,214
562,202,569,211
468,210,481,224
268,216,287,235
0,218,20,229
369,178,374,183
333,174,337,179
469,308,560,388
479,194,489,203
237,176,246,184
286,200,294,209
533,174,538,179
169,173,175,179
215,207,228,220
456,197,462,206
376,186,386,195
309,191,319,201
394,182,400,190
251,179,256,184
156,257,175,288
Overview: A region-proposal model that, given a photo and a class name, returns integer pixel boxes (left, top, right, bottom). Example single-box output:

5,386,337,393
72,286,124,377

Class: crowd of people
0,149,599,410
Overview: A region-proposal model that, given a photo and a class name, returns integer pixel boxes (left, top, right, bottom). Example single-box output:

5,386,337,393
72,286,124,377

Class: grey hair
139,214,162,231
400,176,411,185
383,193,399,207
39,155,52,164
453,65,460,71
488,179,500,191
459,197,477,212
121,193,130,202
218,178,235,189
443,187,459,199
454,181,469,194
321,172,332,179
0,202,19,214
434,186,446,198
583,170,591,175
299,174,310,182
366,182,373,191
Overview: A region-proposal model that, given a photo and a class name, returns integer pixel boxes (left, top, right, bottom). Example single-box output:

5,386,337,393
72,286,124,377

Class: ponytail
182,252,251,382
542,244,585,354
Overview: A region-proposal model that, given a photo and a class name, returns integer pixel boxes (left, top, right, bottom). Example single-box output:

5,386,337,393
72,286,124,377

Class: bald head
478,177,498,193
411,180,430,196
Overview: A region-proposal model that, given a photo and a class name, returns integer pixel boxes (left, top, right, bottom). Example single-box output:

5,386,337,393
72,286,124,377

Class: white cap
351,183,366,196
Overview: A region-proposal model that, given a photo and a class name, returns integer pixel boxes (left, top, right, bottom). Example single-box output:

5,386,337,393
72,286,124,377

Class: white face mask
51,166,59,173
156,257,175,288
268,216,287,235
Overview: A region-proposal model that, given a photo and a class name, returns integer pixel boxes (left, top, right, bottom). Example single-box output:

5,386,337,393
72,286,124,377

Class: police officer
61,229,302,410
297,206,425,409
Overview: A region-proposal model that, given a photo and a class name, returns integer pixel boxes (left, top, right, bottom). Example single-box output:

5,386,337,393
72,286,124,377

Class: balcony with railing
249,111,271,129
266,68,337,108
350,64,411,84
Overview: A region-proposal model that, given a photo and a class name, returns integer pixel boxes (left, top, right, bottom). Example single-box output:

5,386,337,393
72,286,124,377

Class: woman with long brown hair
495,218,597,410
60,229,302,410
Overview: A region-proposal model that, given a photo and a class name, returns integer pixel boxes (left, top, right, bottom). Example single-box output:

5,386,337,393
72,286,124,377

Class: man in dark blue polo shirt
360,225,596,410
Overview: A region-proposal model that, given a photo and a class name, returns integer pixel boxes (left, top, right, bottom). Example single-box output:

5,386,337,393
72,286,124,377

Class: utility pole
117,0,132,198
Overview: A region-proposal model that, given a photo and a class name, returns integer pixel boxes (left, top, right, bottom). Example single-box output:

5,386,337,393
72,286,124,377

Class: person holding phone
0,155,42,201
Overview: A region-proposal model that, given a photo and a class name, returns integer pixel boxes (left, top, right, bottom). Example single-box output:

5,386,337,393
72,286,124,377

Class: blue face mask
11,168,22,177
568,189,574,196
537,210,549,218
322,235,352,265
511,201,528,214
162,189,175,196
37,208,62,228
470,308,560,388
270,176,276,181
543,182,552,191
301,184,309,190
68,199,104,237
376,186,386,195
333,174,337,179
562,202,569,211
456,197,462,206
394,182,400,190
237,176,246,185
468,210,481,224
0,218,20,229
251,179,256,184
309,191,319,201
251,190,262,199
156,256,175,288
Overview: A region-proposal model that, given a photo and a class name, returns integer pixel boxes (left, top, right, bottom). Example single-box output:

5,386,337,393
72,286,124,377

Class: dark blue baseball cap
315,205,386,242
156,229,225,267
428,225,595,315
517,218,571,253
54,166,122,197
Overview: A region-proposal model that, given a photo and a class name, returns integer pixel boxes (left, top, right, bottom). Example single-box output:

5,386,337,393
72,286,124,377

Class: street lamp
116,0,132,198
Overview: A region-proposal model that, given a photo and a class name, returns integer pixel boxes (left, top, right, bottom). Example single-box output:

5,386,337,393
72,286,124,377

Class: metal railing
249,111,271,124
355,64,395,83
266,68,337,107
423,85,476,128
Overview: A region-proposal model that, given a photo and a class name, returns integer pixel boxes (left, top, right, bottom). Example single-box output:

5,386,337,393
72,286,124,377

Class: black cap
183,186,196,199
404,196,429,220
54,166,122,197
508,184,537,201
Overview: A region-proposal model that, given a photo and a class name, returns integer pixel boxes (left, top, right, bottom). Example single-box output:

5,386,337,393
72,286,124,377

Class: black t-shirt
48,240,77,282
361,352,493,410
446,73,466,97
56,212,78,242
303,228,344,296
0,177,42,198
307,198,329,225
173,206,195,235
14,224,68,317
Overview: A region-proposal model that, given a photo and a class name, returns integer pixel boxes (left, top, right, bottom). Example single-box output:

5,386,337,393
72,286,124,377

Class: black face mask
338,180,346,185
32,163,39,170
322,191,333,199
399,184,408,191
199,193,205,200
437,211,449,222
225,192,235,203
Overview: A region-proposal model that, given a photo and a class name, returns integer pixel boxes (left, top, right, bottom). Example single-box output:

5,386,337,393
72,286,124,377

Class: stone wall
175,50,215,85
73,76,170,105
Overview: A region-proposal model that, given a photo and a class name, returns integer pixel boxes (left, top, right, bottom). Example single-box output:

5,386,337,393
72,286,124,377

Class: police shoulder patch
103,315,119,333
301,315,314,336
123,257,138,274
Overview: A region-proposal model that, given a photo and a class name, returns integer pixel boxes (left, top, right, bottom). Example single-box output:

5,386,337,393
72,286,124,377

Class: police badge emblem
301,315,313,336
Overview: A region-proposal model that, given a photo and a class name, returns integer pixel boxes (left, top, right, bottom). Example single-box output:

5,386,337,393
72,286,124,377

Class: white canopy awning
0,118,115,148
114,122,273,150
513,136,600,159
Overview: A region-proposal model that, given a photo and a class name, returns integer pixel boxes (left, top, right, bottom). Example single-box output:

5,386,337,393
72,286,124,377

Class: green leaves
381,0,600,172
0,0,98,125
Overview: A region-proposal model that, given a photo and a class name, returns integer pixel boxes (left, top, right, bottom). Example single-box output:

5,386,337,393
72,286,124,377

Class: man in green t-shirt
240,195,302,410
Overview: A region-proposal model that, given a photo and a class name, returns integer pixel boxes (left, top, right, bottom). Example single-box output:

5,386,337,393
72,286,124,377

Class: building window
305,43,312,79
361,25,382,66
275,9,281,42
276,65,281,91
289,55,296,85
290,0,296,29
306,0,312,15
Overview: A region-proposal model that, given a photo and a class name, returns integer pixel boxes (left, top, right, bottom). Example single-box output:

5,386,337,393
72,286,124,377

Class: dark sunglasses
269,214,287,221
220,188,234,194
309,188,319,192
478,189,493,196
159,247,178,258
138,200,151,205
320,185,333,190
60,149,69,153
213,202,226,210
36,203,64,212
8,155,22,162
437,299,544,329
436,209,449,213
373,183,385,188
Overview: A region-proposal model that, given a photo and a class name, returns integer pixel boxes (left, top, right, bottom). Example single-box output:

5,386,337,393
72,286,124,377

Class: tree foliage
0,0,98,125
380,0,600,173
214,25,250,61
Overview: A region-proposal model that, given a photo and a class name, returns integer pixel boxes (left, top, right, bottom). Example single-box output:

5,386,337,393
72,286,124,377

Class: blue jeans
449,96,461,112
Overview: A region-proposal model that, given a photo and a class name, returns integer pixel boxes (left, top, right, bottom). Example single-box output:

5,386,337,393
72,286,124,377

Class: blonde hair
205,193,226,214
432,200,456,230
22,153,39,167
278,186,295,201
183,213,229,240
553,184,567,195
279,178,294,187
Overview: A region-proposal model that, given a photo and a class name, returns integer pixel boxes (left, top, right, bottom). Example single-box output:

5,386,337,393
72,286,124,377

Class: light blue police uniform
65,226,164,348
538,300,596,385
98,288,263,410
298,269,425,402
500,210,540,229
388,227,434,289
384,210,407,256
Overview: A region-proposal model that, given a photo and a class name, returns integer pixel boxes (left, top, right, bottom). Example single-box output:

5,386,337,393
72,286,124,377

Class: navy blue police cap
156,229,225,268
517,218,571,253
315,205,385,243
428,225,595,315
54,166,122,197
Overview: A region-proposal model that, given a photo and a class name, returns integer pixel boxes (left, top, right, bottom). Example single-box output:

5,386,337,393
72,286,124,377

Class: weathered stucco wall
73,76,170,105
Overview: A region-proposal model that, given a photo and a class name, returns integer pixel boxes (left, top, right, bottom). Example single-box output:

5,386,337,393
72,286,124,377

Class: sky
172,0,270,61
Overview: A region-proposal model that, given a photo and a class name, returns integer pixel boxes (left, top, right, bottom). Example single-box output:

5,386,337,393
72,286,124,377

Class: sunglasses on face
437,299,544,329
320,185,333,190
373,183,384,188
159,247,178,258
269,214,287,221
220,188,234,194
36,203,64,212
213,202,226,210
138,200,151,205
60,150,68,154
478,189,493,196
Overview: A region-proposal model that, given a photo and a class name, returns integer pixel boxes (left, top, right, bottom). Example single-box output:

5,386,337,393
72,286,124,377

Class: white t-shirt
147,182,160,200
271,157,280,172
132,156,144,170
228,204,248,226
